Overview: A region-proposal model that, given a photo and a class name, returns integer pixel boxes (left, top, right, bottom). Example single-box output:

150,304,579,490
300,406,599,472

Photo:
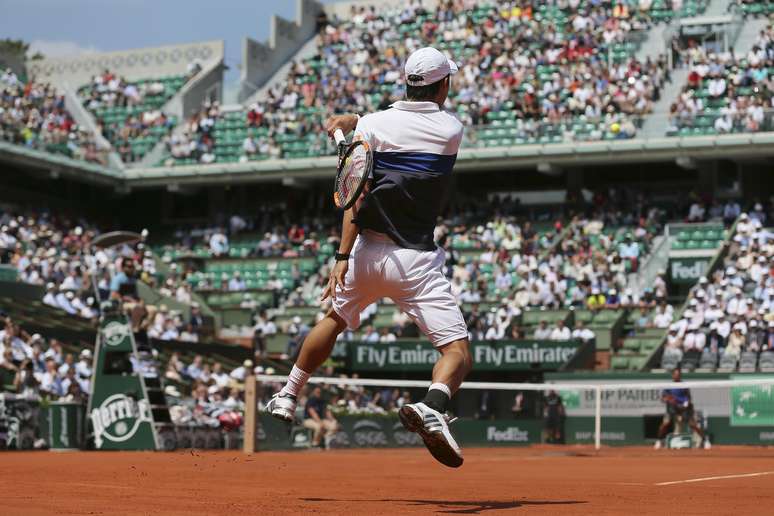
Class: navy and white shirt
353,101,463,251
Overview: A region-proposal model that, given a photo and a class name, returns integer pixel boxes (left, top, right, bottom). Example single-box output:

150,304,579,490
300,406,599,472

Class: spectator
303,386,338,449
550,320,572,341
533,320,552,340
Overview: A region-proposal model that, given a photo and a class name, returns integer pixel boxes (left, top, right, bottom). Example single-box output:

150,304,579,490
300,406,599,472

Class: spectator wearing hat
75,349,92,378
664,325,683,359
726,324,747,356
42,283,58,307
230,359,253,382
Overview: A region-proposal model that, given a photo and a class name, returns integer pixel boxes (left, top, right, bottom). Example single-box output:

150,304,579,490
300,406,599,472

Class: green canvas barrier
257,414,542,450
48,401,86,450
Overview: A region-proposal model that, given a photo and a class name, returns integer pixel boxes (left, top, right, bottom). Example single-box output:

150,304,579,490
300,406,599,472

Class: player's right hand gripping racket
332,128,372,210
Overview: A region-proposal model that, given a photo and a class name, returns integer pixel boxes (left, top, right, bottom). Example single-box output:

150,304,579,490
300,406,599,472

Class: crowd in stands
0,316,92,402
79,67,197,163
662,211,773,369
0,69,107,164
668,27,774,135
0,209,206,343
168,0,675,165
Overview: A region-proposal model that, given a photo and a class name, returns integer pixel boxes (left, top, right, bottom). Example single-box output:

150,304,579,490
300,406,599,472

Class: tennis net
245,375,774,451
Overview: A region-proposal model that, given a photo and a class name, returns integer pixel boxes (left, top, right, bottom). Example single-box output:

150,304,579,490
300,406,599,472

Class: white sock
280,365,311,398
428,382,451,398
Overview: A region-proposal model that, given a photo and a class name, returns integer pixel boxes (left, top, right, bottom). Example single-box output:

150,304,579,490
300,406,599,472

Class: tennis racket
332,128,372,210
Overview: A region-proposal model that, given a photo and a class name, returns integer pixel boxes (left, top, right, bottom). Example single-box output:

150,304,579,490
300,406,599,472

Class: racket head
334,139,372,210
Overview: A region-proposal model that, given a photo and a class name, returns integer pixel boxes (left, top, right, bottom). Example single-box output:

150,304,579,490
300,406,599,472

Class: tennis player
267,47,472,468
654,367,710,449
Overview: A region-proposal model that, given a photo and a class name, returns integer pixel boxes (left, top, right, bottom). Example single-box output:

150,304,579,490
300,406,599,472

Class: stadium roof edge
3,132,774,189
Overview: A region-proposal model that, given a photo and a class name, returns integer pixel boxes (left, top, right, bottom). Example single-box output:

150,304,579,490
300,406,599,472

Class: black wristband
334,252,350,261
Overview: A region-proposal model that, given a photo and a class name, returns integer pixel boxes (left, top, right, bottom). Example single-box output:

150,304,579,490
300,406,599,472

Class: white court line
655,471,774,486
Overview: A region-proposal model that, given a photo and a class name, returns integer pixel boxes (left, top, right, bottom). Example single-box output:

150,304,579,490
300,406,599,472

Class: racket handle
333,128,346,146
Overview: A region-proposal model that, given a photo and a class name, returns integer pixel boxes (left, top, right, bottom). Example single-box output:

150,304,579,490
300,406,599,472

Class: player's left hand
321,259,348,302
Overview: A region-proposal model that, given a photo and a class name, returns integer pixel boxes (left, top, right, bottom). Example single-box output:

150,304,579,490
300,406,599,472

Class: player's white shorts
332,230,468,347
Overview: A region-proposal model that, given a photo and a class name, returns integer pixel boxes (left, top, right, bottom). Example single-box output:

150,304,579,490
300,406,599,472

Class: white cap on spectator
164,386,181,398
740,213,749,220
699,277,708,284
80,349,92,358
265,367,275,375
254,365,265,374
404,47,458,86
243,359,253,368
31,333,43,342
726,266,736,275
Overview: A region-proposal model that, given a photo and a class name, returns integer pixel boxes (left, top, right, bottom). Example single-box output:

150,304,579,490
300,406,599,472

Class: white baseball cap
405,47,458,86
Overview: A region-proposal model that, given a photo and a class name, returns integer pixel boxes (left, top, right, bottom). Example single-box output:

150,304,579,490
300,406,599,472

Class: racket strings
337,145,369,207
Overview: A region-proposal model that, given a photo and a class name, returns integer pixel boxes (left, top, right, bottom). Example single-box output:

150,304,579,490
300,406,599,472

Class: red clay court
4,446,774,515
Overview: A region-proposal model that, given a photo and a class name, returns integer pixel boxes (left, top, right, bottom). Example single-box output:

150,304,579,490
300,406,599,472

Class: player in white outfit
268,47,472,467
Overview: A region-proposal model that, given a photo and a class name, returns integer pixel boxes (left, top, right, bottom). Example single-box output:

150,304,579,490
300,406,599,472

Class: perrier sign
87,315,157,450
349,340,582,372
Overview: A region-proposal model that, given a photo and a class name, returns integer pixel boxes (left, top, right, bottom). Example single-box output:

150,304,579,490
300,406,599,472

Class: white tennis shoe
266,393,296,422
399,402,463,468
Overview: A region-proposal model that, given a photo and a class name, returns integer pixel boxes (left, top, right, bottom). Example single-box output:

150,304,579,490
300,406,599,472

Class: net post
243,375,256,454
594,386,602,451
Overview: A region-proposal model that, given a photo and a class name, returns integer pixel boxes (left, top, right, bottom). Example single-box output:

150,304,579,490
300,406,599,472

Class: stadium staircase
733,16,769,56
138,58,228,168
639,68,689,137
61,87,125,170
240,37,320,108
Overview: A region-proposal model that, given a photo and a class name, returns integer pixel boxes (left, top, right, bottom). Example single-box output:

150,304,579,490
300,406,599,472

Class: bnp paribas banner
554,380,730,417
347,340,582,372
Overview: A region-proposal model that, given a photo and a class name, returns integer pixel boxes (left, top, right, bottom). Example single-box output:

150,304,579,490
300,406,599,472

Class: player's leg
686,410,710,448
267,310,347,421
422,339,472,413
654,413,672,449
268,237,377,422
390,247,472,467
